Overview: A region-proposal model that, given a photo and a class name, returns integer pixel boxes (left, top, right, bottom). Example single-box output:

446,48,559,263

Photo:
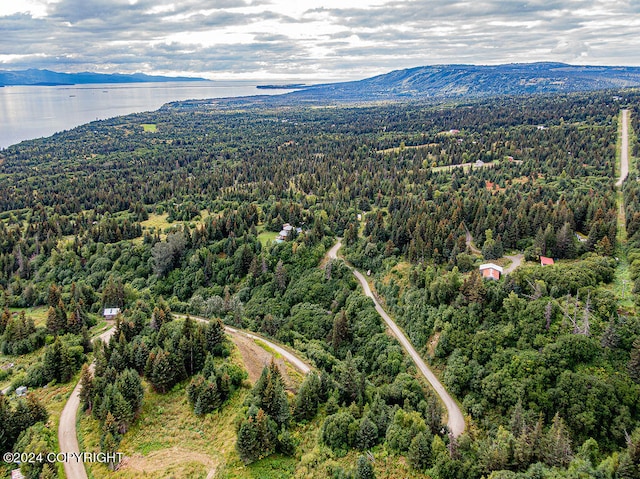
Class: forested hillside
1,89,640,478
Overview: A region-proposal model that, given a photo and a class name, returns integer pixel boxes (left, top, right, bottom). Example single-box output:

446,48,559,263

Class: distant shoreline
257,83,307,89
0,68,207,87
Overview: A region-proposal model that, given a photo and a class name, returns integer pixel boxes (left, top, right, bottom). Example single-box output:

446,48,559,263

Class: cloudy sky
1,0,639,80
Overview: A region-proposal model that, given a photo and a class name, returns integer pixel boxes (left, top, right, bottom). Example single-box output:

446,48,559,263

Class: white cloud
1,0,639,79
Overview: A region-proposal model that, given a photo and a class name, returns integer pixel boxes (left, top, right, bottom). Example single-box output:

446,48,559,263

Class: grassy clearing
82,382,250,479
82,339,249,478
140,213,172,231
8,306,49,327
376,143,436,154
141,124,157,133
431,161,496,172
0,346,46,392
607,258,635,311
258,230,278,247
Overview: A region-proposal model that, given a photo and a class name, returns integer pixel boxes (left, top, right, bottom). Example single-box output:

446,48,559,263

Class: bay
0,80,297,149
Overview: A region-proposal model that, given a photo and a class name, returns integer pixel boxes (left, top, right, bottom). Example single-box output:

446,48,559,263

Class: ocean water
0,80,296,149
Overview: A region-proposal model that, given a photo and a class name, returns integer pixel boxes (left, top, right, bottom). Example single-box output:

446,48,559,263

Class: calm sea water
0,81,296,149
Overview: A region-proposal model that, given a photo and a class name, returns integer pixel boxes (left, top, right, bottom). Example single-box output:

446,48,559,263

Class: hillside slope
288,62,640,101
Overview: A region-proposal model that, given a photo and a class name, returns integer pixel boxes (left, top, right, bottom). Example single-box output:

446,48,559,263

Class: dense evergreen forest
1,89,640,478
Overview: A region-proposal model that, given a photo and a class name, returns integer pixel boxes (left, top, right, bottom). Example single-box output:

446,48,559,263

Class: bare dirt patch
118,447,216,478
228,331,296,390
427,332,441,358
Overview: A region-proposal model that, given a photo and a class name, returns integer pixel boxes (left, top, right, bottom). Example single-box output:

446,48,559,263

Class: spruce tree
0,307,9,335
194,380,221,415
408,431,433,470
356,455,376,479
116,369,144,414
79,363,94,411
356,417,379,450
149,349,174,393
331,311,350,352
47,283,61,308
206,319,226,356
293,371,321,421
628,337,640,383
542,413,573,467
237,415,260,464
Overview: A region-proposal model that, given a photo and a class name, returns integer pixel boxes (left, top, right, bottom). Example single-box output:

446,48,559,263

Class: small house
15,386,27,397
479,263,503,280
277,223,299,241
540,256,555,266
103,307,121,320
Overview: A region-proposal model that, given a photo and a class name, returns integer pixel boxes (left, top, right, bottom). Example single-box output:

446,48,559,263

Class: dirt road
327,240,465,437
464,227,481,255
504,254,524,275
225,326,311,375
173,315,312,375
59,325,116,479
616,109,630,188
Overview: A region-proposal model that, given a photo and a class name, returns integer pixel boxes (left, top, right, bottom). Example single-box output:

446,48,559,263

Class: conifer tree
293,371,321,421
408,431,434,470
542,413,573,467
237,415,260,464
206,319,226,356
357,417,379,450
43,337,73,383
116,369,144,414
47,284,61,308
356,455,376,479
194,381,221,415
79,363,94,411
628,337,640,383
0,307,9,335
331,310,350,352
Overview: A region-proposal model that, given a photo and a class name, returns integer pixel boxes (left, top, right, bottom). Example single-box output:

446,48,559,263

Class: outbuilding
479,263,503,280
103,308,121,320
540,256,555,266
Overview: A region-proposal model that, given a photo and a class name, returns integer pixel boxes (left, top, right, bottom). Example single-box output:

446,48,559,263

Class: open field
8,306,49,327
82,383,247,479
141,124,157,133
140,213,173,231
257,230,278,247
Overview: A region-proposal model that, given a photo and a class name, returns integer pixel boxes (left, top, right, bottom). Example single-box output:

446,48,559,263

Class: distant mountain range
284,62,640,102
0,69,206,86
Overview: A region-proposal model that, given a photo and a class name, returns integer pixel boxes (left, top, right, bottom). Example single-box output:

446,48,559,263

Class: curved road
327,240,465,437
174,315,312,374
616,109,630,188
59,325,117,479
504,254,524,275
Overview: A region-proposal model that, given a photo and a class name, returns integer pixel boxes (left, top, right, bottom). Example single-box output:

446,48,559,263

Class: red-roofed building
540,256,555,266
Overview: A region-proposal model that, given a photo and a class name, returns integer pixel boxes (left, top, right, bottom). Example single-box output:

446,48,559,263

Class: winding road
503,254,524,275
327,240,465,437
59,325,117,479
616,109,630,188
173,315,312,375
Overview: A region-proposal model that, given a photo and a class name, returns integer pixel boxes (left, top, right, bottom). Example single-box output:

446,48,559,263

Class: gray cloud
0,0,638,79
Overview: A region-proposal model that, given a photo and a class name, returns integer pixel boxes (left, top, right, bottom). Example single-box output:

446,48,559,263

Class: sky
1,0,639,81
